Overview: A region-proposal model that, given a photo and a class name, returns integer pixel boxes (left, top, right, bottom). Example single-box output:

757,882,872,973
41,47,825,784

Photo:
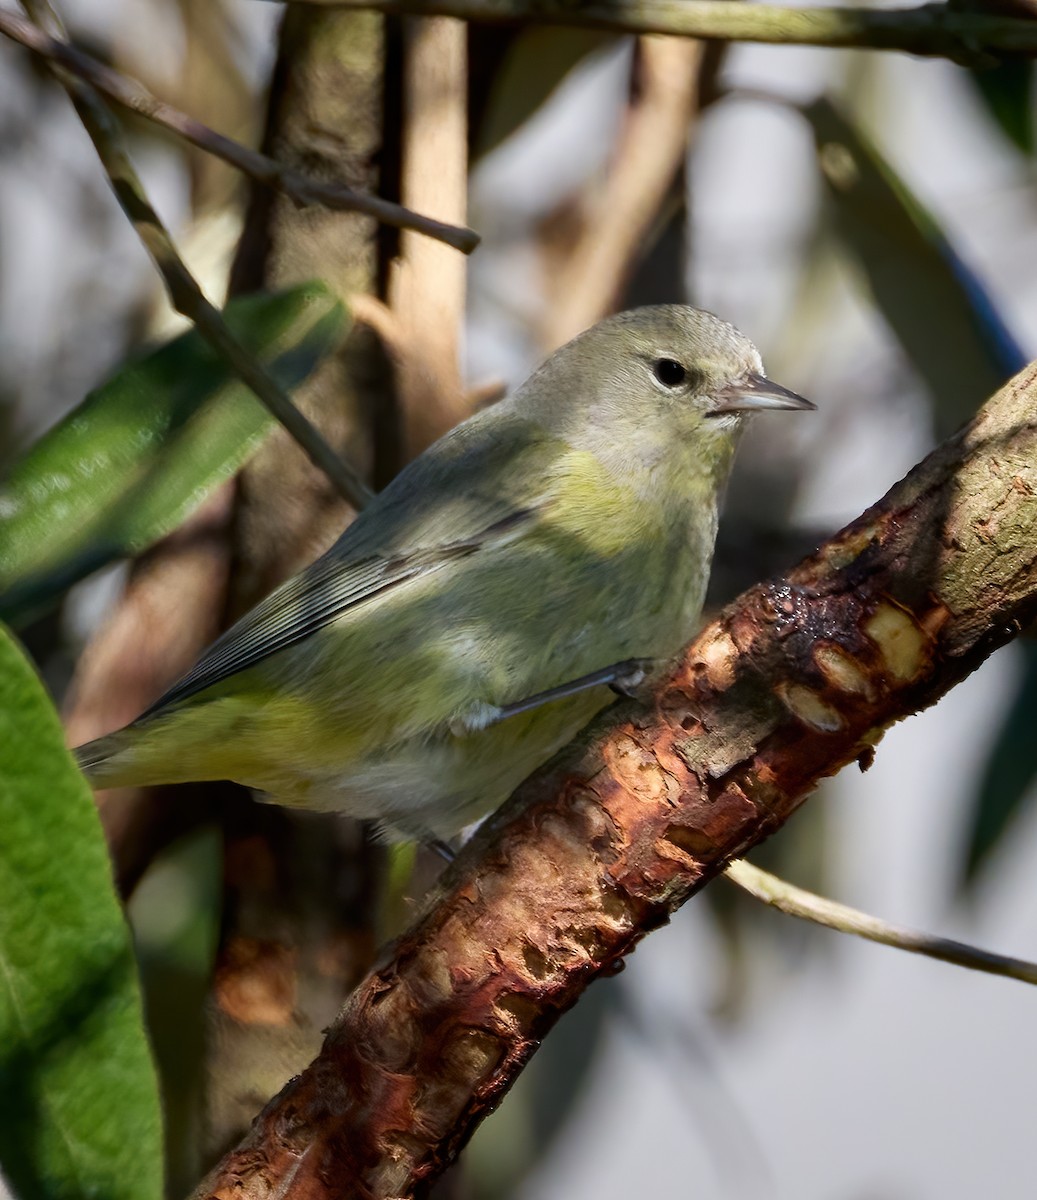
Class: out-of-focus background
2,1,1037,1196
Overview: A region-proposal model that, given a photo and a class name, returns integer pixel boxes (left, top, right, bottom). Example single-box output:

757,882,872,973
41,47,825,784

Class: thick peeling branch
193,359,1037,1200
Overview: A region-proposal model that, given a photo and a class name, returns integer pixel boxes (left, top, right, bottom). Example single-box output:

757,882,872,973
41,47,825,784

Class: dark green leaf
0,623,163,1199
0,282,348,623
969,59,1034,155
805,98,1024,436
960,638,1037,889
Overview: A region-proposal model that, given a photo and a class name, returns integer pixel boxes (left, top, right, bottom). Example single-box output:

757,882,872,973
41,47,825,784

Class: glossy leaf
0,623,163,1199
0,282,348,623
959,638,1037,889
806,98,1025,436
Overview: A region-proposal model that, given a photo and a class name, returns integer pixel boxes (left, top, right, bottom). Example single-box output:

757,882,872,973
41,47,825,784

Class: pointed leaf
806,98,1025,435
0,282,348,623
0,623,163,1199
959,638,1037,889
969,60,1034,155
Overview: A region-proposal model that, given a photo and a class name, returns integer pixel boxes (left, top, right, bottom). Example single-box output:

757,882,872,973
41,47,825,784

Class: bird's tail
72,699,264,791
73,728,140,787
73,695,311,794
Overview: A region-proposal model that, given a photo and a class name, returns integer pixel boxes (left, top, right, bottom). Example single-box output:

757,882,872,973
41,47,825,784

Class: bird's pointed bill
710,373,815,414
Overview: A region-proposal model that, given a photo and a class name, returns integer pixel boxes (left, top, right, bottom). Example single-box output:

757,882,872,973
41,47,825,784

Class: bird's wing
142,412,558,716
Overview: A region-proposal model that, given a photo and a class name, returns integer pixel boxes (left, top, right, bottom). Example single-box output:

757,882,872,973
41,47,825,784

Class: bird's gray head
519,305,813,440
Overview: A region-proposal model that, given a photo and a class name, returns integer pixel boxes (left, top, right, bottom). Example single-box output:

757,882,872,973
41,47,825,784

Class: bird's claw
608,658,654,699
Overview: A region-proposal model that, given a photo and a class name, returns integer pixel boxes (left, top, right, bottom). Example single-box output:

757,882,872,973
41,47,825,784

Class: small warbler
76,306,813,842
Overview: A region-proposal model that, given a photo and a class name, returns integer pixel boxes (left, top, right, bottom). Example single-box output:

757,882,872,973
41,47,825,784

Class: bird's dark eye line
652,357,687,388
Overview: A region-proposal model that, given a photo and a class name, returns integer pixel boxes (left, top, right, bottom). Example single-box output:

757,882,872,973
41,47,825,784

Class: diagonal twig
0,7,479,255
724,858,1037,987
13,0,373,512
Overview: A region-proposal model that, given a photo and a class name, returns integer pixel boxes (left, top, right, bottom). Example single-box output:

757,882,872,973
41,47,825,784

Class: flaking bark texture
193,361,1037,1199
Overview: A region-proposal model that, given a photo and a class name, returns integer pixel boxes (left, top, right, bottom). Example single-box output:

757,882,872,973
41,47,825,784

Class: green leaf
805,98,1024,436
0,282,348,624
0,623,163,1199
959,638,1037,890
969,60,1034,155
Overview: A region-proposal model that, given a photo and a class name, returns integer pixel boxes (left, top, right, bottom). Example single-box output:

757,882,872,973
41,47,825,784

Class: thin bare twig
0,7,479,254
256,0,1037,63
724,859,1037,987
13,1,373,512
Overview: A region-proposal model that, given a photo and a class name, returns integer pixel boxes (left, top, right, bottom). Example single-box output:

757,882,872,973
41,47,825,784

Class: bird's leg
450,658,653,735
428,838,456,863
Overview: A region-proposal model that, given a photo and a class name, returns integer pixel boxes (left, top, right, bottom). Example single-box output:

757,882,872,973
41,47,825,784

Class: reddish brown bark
192,360,1037,1200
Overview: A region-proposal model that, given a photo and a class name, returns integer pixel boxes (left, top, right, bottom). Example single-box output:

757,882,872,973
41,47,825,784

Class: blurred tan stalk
388,16,470,458
543,35,702,348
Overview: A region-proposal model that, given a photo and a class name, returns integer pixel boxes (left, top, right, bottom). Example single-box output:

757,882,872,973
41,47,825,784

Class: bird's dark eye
652,358,687,388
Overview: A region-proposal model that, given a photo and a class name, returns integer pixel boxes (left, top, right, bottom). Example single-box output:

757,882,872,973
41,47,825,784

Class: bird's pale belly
273,684,614,842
